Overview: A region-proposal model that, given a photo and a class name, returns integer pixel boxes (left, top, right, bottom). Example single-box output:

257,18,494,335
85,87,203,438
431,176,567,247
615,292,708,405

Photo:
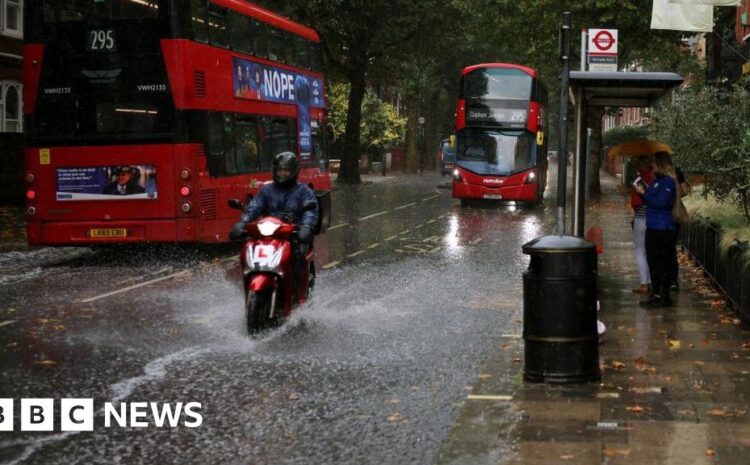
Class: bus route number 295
88,30,115,51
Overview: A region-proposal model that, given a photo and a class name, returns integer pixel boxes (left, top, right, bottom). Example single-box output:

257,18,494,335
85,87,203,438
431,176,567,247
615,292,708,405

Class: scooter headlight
257,221,281,237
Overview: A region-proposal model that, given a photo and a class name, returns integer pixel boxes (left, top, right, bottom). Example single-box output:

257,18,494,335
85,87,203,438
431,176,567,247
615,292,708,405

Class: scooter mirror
228,199,243,210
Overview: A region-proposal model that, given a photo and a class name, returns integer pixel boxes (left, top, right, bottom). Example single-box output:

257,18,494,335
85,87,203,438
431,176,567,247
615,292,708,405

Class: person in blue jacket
230,152,319,295
634,152,678,307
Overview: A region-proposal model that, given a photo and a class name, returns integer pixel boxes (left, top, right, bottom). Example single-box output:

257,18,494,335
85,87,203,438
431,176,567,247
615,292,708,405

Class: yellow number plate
89,228,127,238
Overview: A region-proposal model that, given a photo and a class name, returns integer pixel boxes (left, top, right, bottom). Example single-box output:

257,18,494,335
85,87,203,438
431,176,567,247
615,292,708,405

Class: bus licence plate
483,194,503,200
89,228,127,238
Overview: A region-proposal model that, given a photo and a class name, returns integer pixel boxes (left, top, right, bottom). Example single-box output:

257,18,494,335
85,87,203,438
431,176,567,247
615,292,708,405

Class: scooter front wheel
246,290,274,335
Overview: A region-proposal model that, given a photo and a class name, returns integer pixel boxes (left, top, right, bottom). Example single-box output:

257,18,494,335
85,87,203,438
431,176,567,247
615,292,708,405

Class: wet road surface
0,173,554,465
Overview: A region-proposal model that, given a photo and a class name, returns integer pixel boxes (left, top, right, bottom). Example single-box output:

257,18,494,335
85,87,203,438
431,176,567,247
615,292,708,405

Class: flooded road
0,173,554,465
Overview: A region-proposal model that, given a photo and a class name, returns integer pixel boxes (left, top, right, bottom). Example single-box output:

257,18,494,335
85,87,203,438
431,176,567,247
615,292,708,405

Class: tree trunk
338,70,366,184
587,108,603,198
404,99,419,174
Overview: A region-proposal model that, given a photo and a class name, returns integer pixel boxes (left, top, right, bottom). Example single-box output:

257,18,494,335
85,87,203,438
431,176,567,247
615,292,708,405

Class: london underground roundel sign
588,28,618,55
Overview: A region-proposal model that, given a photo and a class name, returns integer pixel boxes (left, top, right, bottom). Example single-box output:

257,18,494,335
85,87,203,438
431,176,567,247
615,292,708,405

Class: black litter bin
522,235,600,383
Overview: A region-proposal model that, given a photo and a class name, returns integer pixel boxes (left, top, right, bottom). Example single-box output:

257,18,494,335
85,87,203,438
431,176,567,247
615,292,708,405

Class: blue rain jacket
240,182,318,228
641,174,677,231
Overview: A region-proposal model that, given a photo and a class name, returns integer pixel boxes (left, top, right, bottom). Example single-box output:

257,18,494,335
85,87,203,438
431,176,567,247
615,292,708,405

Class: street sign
587,28,618,72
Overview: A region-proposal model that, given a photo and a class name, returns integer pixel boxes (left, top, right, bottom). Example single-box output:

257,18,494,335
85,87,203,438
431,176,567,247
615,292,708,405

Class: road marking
81,271,192,303
501,334,522,338
429,246,441,253
399,229,411,235
471,238,484,245
414,224,424,229
394,202,417,210
426,219,436,224
367,243,381,249
467,395,513,401
0,320,17,328
384,235,398,242
347,250,366,258
421,195,439,202
322,261,340,270
328,223,349,231
222,254,240,263
359,211,389,221
422,235,439,243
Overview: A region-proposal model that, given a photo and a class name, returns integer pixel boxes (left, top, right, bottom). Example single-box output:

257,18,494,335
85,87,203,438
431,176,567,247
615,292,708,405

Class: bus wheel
246,290,272,335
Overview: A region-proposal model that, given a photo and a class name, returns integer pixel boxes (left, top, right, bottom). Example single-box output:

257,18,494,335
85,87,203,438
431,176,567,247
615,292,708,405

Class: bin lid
522,235,596,254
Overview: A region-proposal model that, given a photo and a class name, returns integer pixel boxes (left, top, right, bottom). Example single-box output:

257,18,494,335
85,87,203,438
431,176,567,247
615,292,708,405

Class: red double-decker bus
453,63,547,204
23,0,330,245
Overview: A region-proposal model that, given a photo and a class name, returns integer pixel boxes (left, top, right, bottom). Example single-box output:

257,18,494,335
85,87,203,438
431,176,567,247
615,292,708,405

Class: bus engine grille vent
200,189,217,220
193,71,207,98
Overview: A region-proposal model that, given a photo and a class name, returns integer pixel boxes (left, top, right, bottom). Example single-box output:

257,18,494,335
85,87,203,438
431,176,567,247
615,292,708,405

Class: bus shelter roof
569,71,684,108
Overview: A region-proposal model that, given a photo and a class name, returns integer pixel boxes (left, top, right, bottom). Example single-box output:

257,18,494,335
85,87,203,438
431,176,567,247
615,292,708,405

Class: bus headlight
27,207,37,216
452,169,461,181
525,171,537,184
181,201,192,213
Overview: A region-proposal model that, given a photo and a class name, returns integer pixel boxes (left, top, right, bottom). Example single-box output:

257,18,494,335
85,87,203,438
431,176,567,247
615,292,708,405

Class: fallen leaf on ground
742,342,750,350
34,360,57,366
478,373,492,380
288,393,300,400
386,398,401,404
668,340,681,349
5,342,18,348
707,408,727,417
706,448,715,457
559,455,575,461
711,300,726,310
626,405,645,414
387,413,406,422
499,344,510,351
512,358,522,364
603,447,631,457
694,361,705,366
611,361,626,370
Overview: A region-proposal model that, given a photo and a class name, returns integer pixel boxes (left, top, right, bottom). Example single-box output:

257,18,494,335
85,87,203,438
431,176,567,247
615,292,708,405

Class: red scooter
228,200,317,334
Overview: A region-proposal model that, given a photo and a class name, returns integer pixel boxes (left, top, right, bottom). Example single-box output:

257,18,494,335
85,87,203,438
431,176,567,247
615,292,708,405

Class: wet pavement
0,172,552,464
436,174,750,465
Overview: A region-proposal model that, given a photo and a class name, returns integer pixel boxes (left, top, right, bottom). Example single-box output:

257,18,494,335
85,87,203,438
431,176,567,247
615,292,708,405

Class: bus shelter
568,71,684,237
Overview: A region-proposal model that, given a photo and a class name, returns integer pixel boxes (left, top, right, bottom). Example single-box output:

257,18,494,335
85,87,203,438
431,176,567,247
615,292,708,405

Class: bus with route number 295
452,63,548,204
23,0,330,246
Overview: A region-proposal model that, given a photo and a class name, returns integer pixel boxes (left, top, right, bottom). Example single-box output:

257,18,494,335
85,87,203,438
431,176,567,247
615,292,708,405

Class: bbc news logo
0,399,203,431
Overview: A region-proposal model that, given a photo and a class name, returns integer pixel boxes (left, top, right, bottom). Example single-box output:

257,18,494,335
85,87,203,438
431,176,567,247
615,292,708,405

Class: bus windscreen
463,68,532,101
36,0,161,23
457,129,534,175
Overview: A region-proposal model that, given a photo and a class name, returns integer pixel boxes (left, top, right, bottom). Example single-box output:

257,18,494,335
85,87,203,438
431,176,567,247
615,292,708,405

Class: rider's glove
296,225,314,244
229,221,248,241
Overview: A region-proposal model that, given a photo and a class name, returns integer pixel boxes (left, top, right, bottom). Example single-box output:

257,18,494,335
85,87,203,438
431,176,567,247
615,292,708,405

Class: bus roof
461,63,538,79
212,0,321,43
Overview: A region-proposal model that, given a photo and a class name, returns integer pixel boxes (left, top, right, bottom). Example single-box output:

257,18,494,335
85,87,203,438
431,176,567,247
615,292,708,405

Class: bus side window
310,42,322,73
228,11,252,54
222,113,237,175
262,118,295,162
267,27,284,62
235,116,261,174
190,0,208,43
295,36,310,70
207,4,229,48
253,20,268,59
207,112,226,176
282,31,296,65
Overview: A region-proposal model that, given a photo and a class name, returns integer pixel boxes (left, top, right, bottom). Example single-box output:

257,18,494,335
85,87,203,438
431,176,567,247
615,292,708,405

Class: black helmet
272,151,299,188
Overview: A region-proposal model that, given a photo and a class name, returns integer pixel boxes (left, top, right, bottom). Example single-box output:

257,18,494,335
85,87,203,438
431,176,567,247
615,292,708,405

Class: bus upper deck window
295,36,310,69
207,4,228,48
190,0,208,43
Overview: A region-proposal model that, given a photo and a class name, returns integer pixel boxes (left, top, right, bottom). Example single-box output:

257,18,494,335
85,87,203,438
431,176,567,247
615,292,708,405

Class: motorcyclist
229,152,318,293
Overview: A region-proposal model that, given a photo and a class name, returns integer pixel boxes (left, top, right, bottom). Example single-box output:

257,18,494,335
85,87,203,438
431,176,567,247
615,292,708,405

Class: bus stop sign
587,29,618,72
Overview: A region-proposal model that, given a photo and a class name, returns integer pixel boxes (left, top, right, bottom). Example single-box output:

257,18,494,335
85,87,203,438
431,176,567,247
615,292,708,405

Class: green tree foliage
602,125,650,148
328,84,406,159
652,81,750,222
